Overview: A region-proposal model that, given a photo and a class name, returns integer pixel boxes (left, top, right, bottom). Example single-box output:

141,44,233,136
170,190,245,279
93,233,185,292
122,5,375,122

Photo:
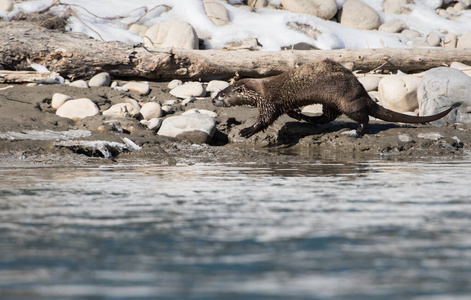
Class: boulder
144,20,199,50
56,98,100,121
69,80,89,88
378,19,407,33
206,80,230,93
457,32,471,49
378,75,422,112
203,0,230,26
170,82,206,98
418,67,471,126
339,0,381,30
139,102,163,120
122,81,150,95
51,93,73,109
358,76,381,92
281,0,337,20
102,103,140,118
89,72,111,87
158,114,217,144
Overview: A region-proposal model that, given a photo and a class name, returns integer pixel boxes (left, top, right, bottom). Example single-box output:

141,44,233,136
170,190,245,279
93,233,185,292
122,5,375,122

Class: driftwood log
2,20,471,81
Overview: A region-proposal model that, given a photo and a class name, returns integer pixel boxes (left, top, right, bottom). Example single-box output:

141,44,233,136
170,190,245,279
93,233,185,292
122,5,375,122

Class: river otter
212,59,453,138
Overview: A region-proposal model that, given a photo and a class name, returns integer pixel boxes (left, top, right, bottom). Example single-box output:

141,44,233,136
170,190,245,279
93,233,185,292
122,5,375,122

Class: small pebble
89,72,111,87
168,79,183,90
51,93,73,109
139,102,163,120
123,81,150,95
69,80,89,88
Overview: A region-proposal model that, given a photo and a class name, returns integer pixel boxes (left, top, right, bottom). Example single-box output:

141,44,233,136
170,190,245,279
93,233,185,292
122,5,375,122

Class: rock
158,114,217,144
144,20,199,50
358,76,381,92
301,104,323,114
443,32,457,48
169,82,206,98
89,72,111,87
382,0,412,14
69,80,89,88
248,0,268,7
0,0,13,12
54,140,128,158
378,75,422,113
450,62,471,76
56,98,100,121
168,79,182,89
161,105,174,114
129,24,148,35
206,80,229,93
224,38,260,50
139,102,163,120
378,19,407,33
457,32,471,49
339,0,381,30
140,118,162,131
418,67,471,126
182,108,218,118
125,98,141,112
102,103,140,118
182,97,196,106
203,0,230,26
401,29,421,40
51,93,73,109
426,32,441,47
407,40,431,48
122,81,150,95
281,0,337,20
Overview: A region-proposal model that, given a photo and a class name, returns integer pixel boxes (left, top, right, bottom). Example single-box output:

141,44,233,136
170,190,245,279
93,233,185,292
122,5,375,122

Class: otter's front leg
240,102,279,138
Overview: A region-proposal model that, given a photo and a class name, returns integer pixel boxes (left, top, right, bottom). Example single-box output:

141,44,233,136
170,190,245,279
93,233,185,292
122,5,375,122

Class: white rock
339,0,381,30
378,19,407,33
161,105,175,114
281,0,337,20
182,108,218,118
170,82,206,98
69,80,89,88
129,24,148,35
401,29,421,40
125,98,141,112
443,32,457,48
89,72,111,87
51,93,73,109
167,79,182,90
203,0,230,26
206,80,230,93
301,104,323,114
122,81,150,95
182,97,196,106
144,20,199,50
426,32,441,47
0,0,13,12
111,81,119,88
457,32,471,49
358,76,381,92
164,100,178,105
382,0,412,14
158,114,217,144
418,67,471,126
139,102,163,120
140,118,162,131
56,98,100,121
378,75,422,112
450,62,471,76
102,103,140,118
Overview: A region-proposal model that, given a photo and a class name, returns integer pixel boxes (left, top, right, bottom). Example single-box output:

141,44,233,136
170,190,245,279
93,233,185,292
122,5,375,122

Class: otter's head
212,81,258,107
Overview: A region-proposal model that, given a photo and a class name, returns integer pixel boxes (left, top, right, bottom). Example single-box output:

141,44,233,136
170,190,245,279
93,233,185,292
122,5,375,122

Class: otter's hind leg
288,105,340,125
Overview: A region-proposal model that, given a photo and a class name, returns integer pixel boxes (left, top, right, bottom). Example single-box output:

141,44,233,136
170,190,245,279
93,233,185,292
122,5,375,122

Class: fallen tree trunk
2,20,471,81
0,70,61,83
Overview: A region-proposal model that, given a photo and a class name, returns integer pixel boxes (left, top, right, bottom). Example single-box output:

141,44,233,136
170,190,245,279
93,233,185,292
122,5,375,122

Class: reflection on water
1,156,471,299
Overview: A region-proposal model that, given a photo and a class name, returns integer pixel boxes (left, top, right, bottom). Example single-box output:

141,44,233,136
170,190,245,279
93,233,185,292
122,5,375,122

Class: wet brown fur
212,59,453,138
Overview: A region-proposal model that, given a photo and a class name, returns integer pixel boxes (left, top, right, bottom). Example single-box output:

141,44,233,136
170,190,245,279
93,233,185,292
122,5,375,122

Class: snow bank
5,0,471,51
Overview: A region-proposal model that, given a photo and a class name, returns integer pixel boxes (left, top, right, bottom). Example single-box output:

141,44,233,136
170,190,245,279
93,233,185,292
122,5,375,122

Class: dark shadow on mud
273,121,411,148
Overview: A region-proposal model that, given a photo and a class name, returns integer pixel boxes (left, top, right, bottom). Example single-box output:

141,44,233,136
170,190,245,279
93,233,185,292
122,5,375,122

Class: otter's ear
229,71,240,85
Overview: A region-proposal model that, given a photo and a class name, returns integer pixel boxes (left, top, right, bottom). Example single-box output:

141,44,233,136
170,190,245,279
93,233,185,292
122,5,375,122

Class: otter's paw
239,126,257,138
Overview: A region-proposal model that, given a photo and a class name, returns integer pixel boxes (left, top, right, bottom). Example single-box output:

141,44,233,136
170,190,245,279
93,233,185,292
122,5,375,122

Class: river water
1,154,471,299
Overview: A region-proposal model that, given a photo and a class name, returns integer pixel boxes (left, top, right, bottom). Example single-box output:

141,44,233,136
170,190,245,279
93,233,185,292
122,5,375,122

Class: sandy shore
1,78,470,166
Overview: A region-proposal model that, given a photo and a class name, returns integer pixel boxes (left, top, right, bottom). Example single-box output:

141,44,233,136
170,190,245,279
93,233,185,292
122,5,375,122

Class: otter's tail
366,98,454,123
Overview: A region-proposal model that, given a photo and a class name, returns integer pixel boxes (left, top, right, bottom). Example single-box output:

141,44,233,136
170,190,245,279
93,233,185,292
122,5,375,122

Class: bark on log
0,70,60,83
2,20,471,81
